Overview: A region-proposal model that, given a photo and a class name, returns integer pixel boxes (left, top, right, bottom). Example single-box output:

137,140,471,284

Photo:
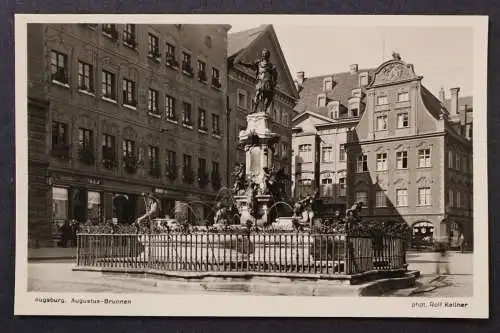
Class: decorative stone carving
371,61,418,86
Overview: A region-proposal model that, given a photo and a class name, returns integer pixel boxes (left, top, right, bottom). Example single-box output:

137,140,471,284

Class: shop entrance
411,221,434,249
113,193,137,224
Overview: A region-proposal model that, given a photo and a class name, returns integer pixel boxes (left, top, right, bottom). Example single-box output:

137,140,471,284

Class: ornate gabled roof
293,69,376,117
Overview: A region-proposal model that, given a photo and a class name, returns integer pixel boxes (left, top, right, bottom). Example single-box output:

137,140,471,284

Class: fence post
344,234,351,274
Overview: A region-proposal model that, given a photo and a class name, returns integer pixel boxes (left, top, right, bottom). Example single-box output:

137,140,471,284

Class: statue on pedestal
238,48,278,114
231,163,247,195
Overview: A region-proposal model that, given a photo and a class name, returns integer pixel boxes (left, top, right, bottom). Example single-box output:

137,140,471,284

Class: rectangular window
212,114,221,135
457,191,462,208
102,134,116,168
101,70,116,100
182,52,192,74
376,190,387,207
355,191,368,206
237,90,247,109
351,108,359,117
51,50,68,84
356,155,368,172
448,151,454,169
166,43,176,59
376,153,387,171
183,154,192,170
456,153,461,171
148,145,160,177
338,177,346,196
418,149,431,168
376,115,388,131
376,95,388,105
122,139,135,158
449,189,454,207
339,145,346,161
87,191,102,224
182,102,192,126
52,187,69,224
198,108,207,131
165,95,176,120
320,178,333,197
122,79,136,106
298,144,313,162
148,88,159,114
212,161,220,175
463,156,468,173
51,121,67,148
397,113,409,128
197,60,207,82
165,150,177,179
78,128,93,149
396,189,408,207
321,146,333,163
77,61,93,92
102,24,117,38
397,92,409,102
123,24,136,47
396,151,408,169
148,33,160,58
418,187,432,206
212,67,221,88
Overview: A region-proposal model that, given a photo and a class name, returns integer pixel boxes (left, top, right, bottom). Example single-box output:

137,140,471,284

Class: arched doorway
411,221,434,249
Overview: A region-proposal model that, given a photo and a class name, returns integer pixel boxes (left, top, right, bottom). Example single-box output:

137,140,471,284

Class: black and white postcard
14,14,489,318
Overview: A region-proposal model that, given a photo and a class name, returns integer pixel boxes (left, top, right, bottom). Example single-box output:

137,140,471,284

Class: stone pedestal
235,194,274,227
235,112,280,227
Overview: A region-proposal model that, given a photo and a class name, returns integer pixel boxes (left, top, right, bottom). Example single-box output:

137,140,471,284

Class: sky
228,24,473,99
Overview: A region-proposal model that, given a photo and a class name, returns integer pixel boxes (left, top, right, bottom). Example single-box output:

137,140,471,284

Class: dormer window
328,101,339,119
323,77,333,91
317,94,327,107
352,88,362,98
359,72,369,87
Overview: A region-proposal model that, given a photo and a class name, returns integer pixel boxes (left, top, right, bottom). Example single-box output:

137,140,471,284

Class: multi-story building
27,23,230,247
291,65,375,215
227,25,298,196
346,55,473,248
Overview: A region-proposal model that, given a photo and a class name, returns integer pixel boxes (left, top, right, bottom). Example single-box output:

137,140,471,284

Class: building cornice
347,131,446,146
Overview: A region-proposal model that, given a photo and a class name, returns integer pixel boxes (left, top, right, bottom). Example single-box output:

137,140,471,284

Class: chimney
295,71,305,93
349,64,358,74
439,87,445,103
296,71,305,85
449,87,460,116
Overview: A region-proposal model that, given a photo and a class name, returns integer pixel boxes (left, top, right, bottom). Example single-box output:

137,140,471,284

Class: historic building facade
227,25,298,197
291,65,374,215
27,23,230,247
346,56,473,248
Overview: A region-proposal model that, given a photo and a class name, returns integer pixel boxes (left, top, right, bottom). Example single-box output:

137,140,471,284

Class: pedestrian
435,240,450,275
459,233,465,253
58,220,73,248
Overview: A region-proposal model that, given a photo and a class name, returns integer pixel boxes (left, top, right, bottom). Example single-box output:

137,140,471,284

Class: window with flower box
78,128,94,165
51,51,69,85
77,61,93,92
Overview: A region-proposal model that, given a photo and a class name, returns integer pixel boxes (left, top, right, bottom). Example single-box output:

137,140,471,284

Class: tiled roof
420,85,444,119
443,96,473,112
293,69,376,117
228,24,269,60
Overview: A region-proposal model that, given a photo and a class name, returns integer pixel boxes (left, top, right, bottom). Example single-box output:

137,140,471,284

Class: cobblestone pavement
384,251,474,297
27,251,473,297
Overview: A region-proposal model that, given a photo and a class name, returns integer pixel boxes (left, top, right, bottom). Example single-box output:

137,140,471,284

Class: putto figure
238,48,278,114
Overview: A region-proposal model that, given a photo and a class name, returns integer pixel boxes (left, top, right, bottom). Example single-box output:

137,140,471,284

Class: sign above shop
88,178,102,185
